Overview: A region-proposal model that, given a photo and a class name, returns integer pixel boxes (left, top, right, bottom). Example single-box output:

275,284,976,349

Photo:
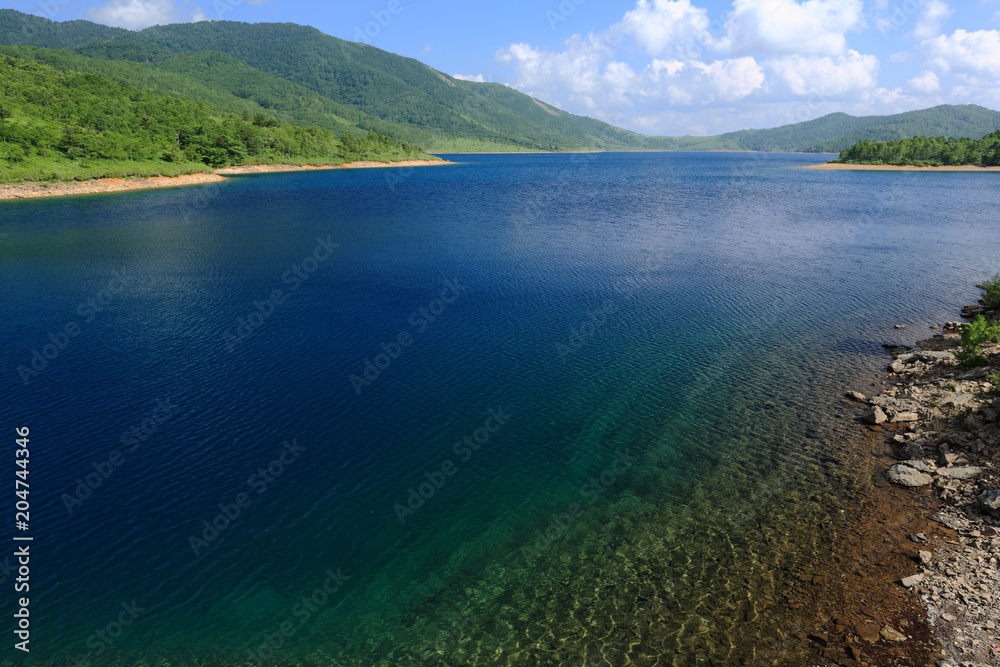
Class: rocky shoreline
849,288,999,666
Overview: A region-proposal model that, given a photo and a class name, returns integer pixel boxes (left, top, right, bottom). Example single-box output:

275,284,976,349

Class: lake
1,152,998,665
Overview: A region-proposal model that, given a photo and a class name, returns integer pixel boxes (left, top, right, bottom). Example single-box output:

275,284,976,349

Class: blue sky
5,0,1000,135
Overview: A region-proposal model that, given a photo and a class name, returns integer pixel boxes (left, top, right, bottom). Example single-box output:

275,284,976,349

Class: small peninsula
809,131,1000,170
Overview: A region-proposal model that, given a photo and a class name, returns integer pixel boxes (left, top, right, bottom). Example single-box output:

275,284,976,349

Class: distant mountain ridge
1,9,999,153
675,105,1000,153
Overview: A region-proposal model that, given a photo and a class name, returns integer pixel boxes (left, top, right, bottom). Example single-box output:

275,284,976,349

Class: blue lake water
1,152,998,665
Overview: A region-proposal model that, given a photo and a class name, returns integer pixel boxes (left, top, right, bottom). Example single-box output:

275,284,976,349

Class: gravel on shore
852,305,999,667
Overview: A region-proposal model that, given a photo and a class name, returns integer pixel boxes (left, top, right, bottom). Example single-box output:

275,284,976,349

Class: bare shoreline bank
804,162,1000,172
0,159,451,201
852,305,1000,665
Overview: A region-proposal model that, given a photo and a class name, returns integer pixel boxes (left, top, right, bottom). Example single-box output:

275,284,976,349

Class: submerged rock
845,391,867,402
883,343,914,356
886,463,934,487
880,625,907,642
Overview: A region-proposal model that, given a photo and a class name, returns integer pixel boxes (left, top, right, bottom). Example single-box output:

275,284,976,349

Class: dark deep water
1,152,998,665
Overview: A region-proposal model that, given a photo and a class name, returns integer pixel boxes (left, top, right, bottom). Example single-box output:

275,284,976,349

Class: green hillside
661,105,1000,152
1,11,126,49
1,9,999,156
0,10,654,152
0,54,425,183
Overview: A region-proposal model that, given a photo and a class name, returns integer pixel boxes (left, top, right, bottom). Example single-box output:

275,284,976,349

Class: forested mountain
0,11,126,49
700,105,1000,153
1,9,998,158
0,10,651,152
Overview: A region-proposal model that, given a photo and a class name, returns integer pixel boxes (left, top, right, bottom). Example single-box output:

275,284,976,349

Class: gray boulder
886,463,934,488
936,466,986,480
899,442,925,460
978,490,1000,518
861,406,887,425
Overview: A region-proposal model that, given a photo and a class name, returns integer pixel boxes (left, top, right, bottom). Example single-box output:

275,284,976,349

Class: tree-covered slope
835,131,1000,166
0,54,425,183
0,9,126,49
0,10,654,151
668,105,1000,152
2,10,999,154
0,45,428,142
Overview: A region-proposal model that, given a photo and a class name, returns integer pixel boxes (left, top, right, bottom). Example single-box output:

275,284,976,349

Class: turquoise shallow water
1,152,998,665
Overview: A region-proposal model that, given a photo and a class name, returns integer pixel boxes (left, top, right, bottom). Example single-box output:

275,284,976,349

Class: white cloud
453,73,486,83
766,50,878,97
913,0,952,40
691,57,766,100
500,32,763,110
924,29,1000,80
715,0,864,57
90,0,205,28
908,70,941,93
89,0,177,29
497,35,617,97
494,0,906,134
617,0,710,56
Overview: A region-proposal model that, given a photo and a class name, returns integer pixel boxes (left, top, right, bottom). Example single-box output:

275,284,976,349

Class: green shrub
981,274,1000,311
956,314,1000,366
988,374,1000,398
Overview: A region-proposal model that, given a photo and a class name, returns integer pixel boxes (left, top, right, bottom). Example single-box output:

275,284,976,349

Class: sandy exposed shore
0,173,227,200
804,162,1000,172
0,159,451,201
